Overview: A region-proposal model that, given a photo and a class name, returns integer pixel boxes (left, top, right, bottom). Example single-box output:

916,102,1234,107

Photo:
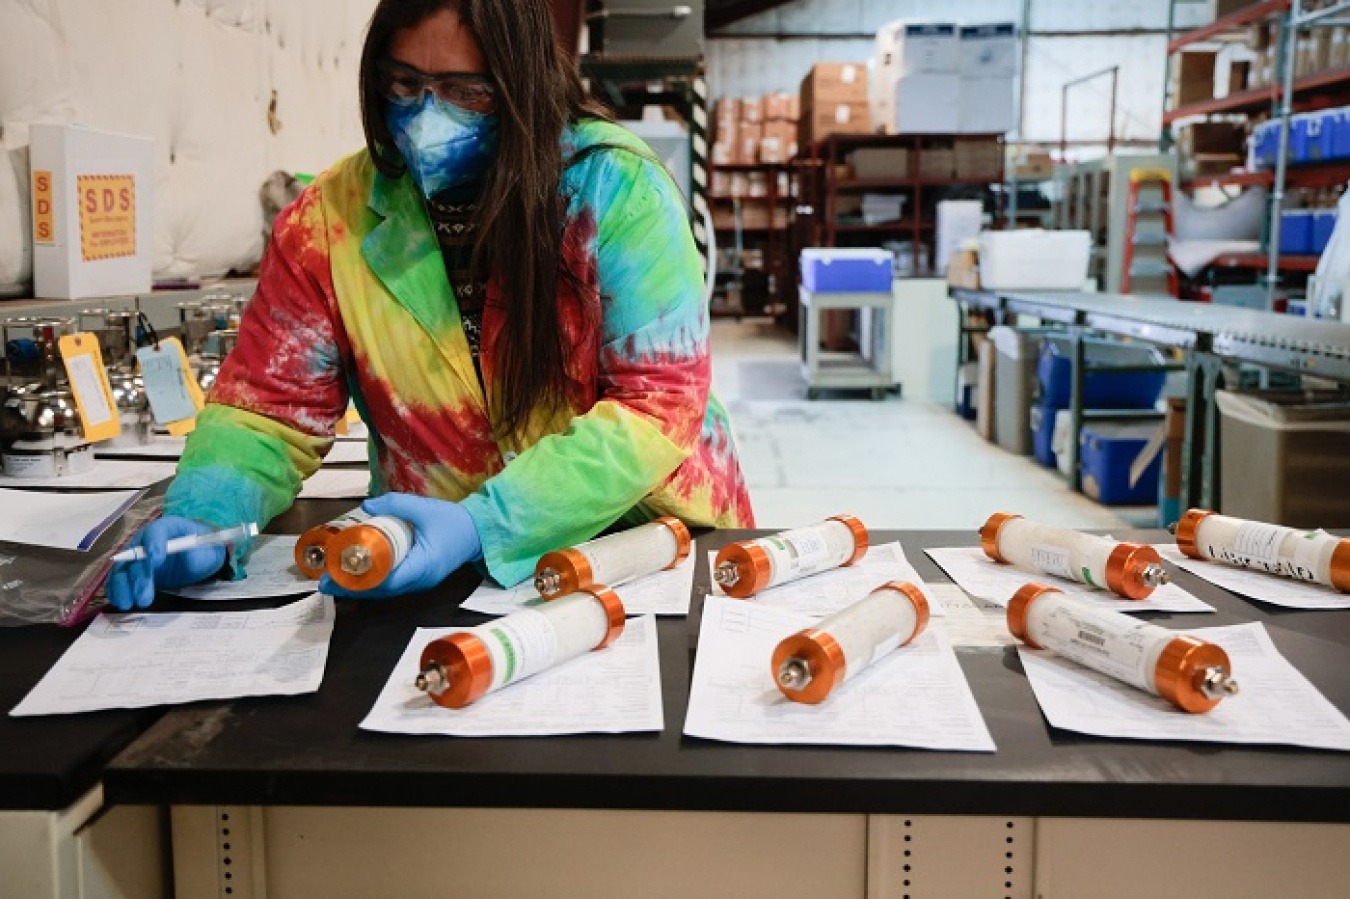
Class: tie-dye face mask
386,93,499,198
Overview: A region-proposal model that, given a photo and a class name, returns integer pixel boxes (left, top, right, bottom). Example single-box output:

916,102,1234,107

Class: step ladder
1121,168,1177,297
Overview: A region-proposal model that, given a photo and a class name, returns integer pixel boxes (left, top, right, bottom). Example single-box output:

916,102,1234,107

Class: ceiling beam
705,0,798,32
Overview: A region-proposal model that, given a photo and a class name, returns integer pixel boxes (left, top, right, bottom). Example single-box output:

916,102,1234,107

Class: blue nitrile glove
105,516,226,611
317,493,482,599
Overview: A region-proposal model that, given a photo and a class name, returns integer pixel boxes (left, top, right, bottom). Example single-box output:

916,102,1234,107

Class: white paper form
460,551,696,617
359,614,664,737
298,468,370,499
10,594,335,716
322,441,369,465
0,460,178,490
0,487,144,551
1155,545,1350,611
925,546,1215,614
165,535,315,600
1018,621,1350,752
929,584,1019,649
707,542,946,618
95,436,187,459
683,595,995,751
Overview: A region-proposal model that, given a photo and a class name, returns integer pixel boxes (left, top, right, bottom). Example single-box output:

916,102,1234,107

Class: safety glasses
378,59,496,114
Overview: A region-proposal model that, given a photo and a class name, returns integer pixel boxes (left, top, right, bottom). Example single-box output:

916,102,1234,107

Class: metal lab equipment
0,386,94,477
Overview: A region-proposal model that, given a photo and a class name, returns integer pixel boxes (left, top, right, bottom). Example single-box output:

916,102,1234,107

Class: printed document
360,614,663,737
11,594,334,716
683,595,995,751
0,460,178,490
1018,621,1350,752
166,535,315,600
1156,545,1350,611
929,584,1019,648
460,551,696,617
925,546,1214,613
707,542,946,617
95,436,187,459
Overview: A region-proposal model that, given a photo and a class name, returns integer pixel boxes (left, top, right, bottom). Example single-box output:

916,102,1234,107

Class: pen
111,522,260,564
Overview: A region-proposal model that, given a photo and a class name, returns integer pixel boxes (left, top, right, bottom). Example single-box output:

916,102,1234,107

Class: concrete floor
710,319,1144,532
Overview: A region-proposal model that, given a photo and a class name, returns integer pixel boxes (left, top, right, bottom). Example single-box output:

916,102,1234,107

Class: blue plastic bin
1031,401,1058,467
800,248,893,293
1281,211,1314,254
1332,108,1350,159
1291,113,1335,163
1252,121,1278,169
1313,210,1337,254
1079,422,1163,505
1037,337,1167,410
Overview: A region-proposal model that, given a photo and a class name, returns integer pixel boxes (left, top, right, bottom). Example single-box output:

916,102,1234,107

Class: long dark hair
359,0,611,437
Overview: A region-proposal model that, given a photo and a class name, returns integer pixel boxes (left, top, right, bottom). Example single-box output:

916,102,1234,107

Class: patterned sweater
165,119,754,586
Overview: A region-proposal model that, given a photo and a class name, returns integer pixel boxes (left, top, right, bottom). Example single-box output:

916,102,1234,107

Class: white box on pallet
959,23,1018,78
895,72,961,134
978,230,1091,290
30,123,155,299
959,24,1018,134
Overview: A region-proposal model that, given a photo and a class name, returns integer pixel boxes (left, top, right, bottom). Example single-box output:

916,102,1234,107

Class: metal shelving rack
707,162,791,319
1163,0,1350,305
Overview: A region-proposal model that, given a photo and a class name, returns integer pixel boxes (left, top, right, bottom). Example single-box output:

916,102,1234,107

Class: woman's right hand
105,517,227,610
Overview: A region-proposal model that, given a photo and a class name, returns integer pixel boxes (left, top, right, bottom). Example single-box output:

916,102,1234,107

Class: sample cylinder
1007,583,1239,713
294,508,371,579
713,515,868,599
980,512,1169,600
773,581,930,704
415,586,626,708
1175,509,1350,593
534,517,692,599
324,515,414,592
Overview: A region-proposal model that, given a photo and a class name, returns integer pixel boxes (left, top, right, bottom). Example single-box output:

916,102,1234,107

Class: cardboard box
758,121,797,163
711,141,735,167
801,62,869,107
714,97,741,126
1172,50,1217,107
746,172,769,198
30,123,155,299
1012,151,1054,180
946,248,980,289
919,145,955,179
1180,121,1246,156
895,72,961,134
959,23,1017,79
764,92,792,121
875,21,959,77
959,74,1016,134
954,140,1003,179
741,96,764,124
800,102,871,146
850,147,910,180
738,123,763,167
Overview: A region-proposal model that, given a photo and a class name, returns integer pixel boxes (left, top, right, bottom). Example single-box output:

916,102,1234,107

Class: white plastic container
978,230,1091,290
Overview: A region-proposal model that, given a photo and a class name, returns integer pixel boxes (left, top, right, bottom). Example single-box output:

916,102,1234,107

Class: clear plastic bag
1310,186,1350,321
0,493,162,627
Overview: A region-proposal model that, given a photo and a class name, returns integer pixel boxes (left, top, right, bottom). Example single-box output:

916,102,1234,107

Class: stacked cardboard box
1170,50,1217,108
870,22,1017,135
954,140,1003,179
1178,122,1246,177
799,62,871,148
712,92,800,165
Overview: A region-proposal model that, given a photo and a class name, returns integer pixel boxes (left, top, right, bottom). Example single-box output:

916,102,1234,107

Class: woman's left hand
318,493,482,598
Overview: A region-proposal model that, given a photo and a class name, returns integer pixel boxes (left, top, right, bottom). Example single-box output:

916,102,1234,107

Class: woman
106,0,753,609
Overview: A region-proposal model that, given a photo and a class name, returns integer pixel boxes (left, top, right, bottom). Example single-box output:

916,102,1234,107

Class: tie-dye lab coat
165,119,754,587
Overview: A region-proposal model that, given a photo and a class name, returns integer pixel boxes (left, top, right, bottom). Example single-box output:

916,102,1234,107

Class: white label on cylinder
578,521,679,587
1026,594,1162,693
331,508,371,530
762,521,853,587
1030,544,1075,580
822,588,919,684
368,516,413,568
480,608,559,693
3,453,56,478
1232,522,1286,564
1291,531,1336,582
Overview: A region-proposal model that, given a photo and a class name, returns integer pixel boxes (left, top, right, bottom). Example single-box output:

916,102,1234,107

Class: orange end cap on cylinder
1155,636,1232,714
1174,509,1214,560
294,524,338,579
715,540,772,598
828,514,869,566
419,632,493,709
325,524,396,592
979,512,1023,563
878,580,931,644
1006,583,1062,648
1330,541,1350,594
583,585,627,649
656,517,693,567
772,628,847,705
534,547,591,599
1105,542,1163,600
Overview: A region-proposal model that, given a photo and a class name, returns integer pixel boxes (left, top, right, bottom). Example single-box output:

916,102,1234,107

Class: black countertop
103,524,1350,822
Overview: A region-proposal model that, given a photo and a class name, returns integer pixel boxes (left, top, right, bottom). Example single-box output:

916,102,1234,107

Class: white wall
0,0,380,293
707,0,1214,145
